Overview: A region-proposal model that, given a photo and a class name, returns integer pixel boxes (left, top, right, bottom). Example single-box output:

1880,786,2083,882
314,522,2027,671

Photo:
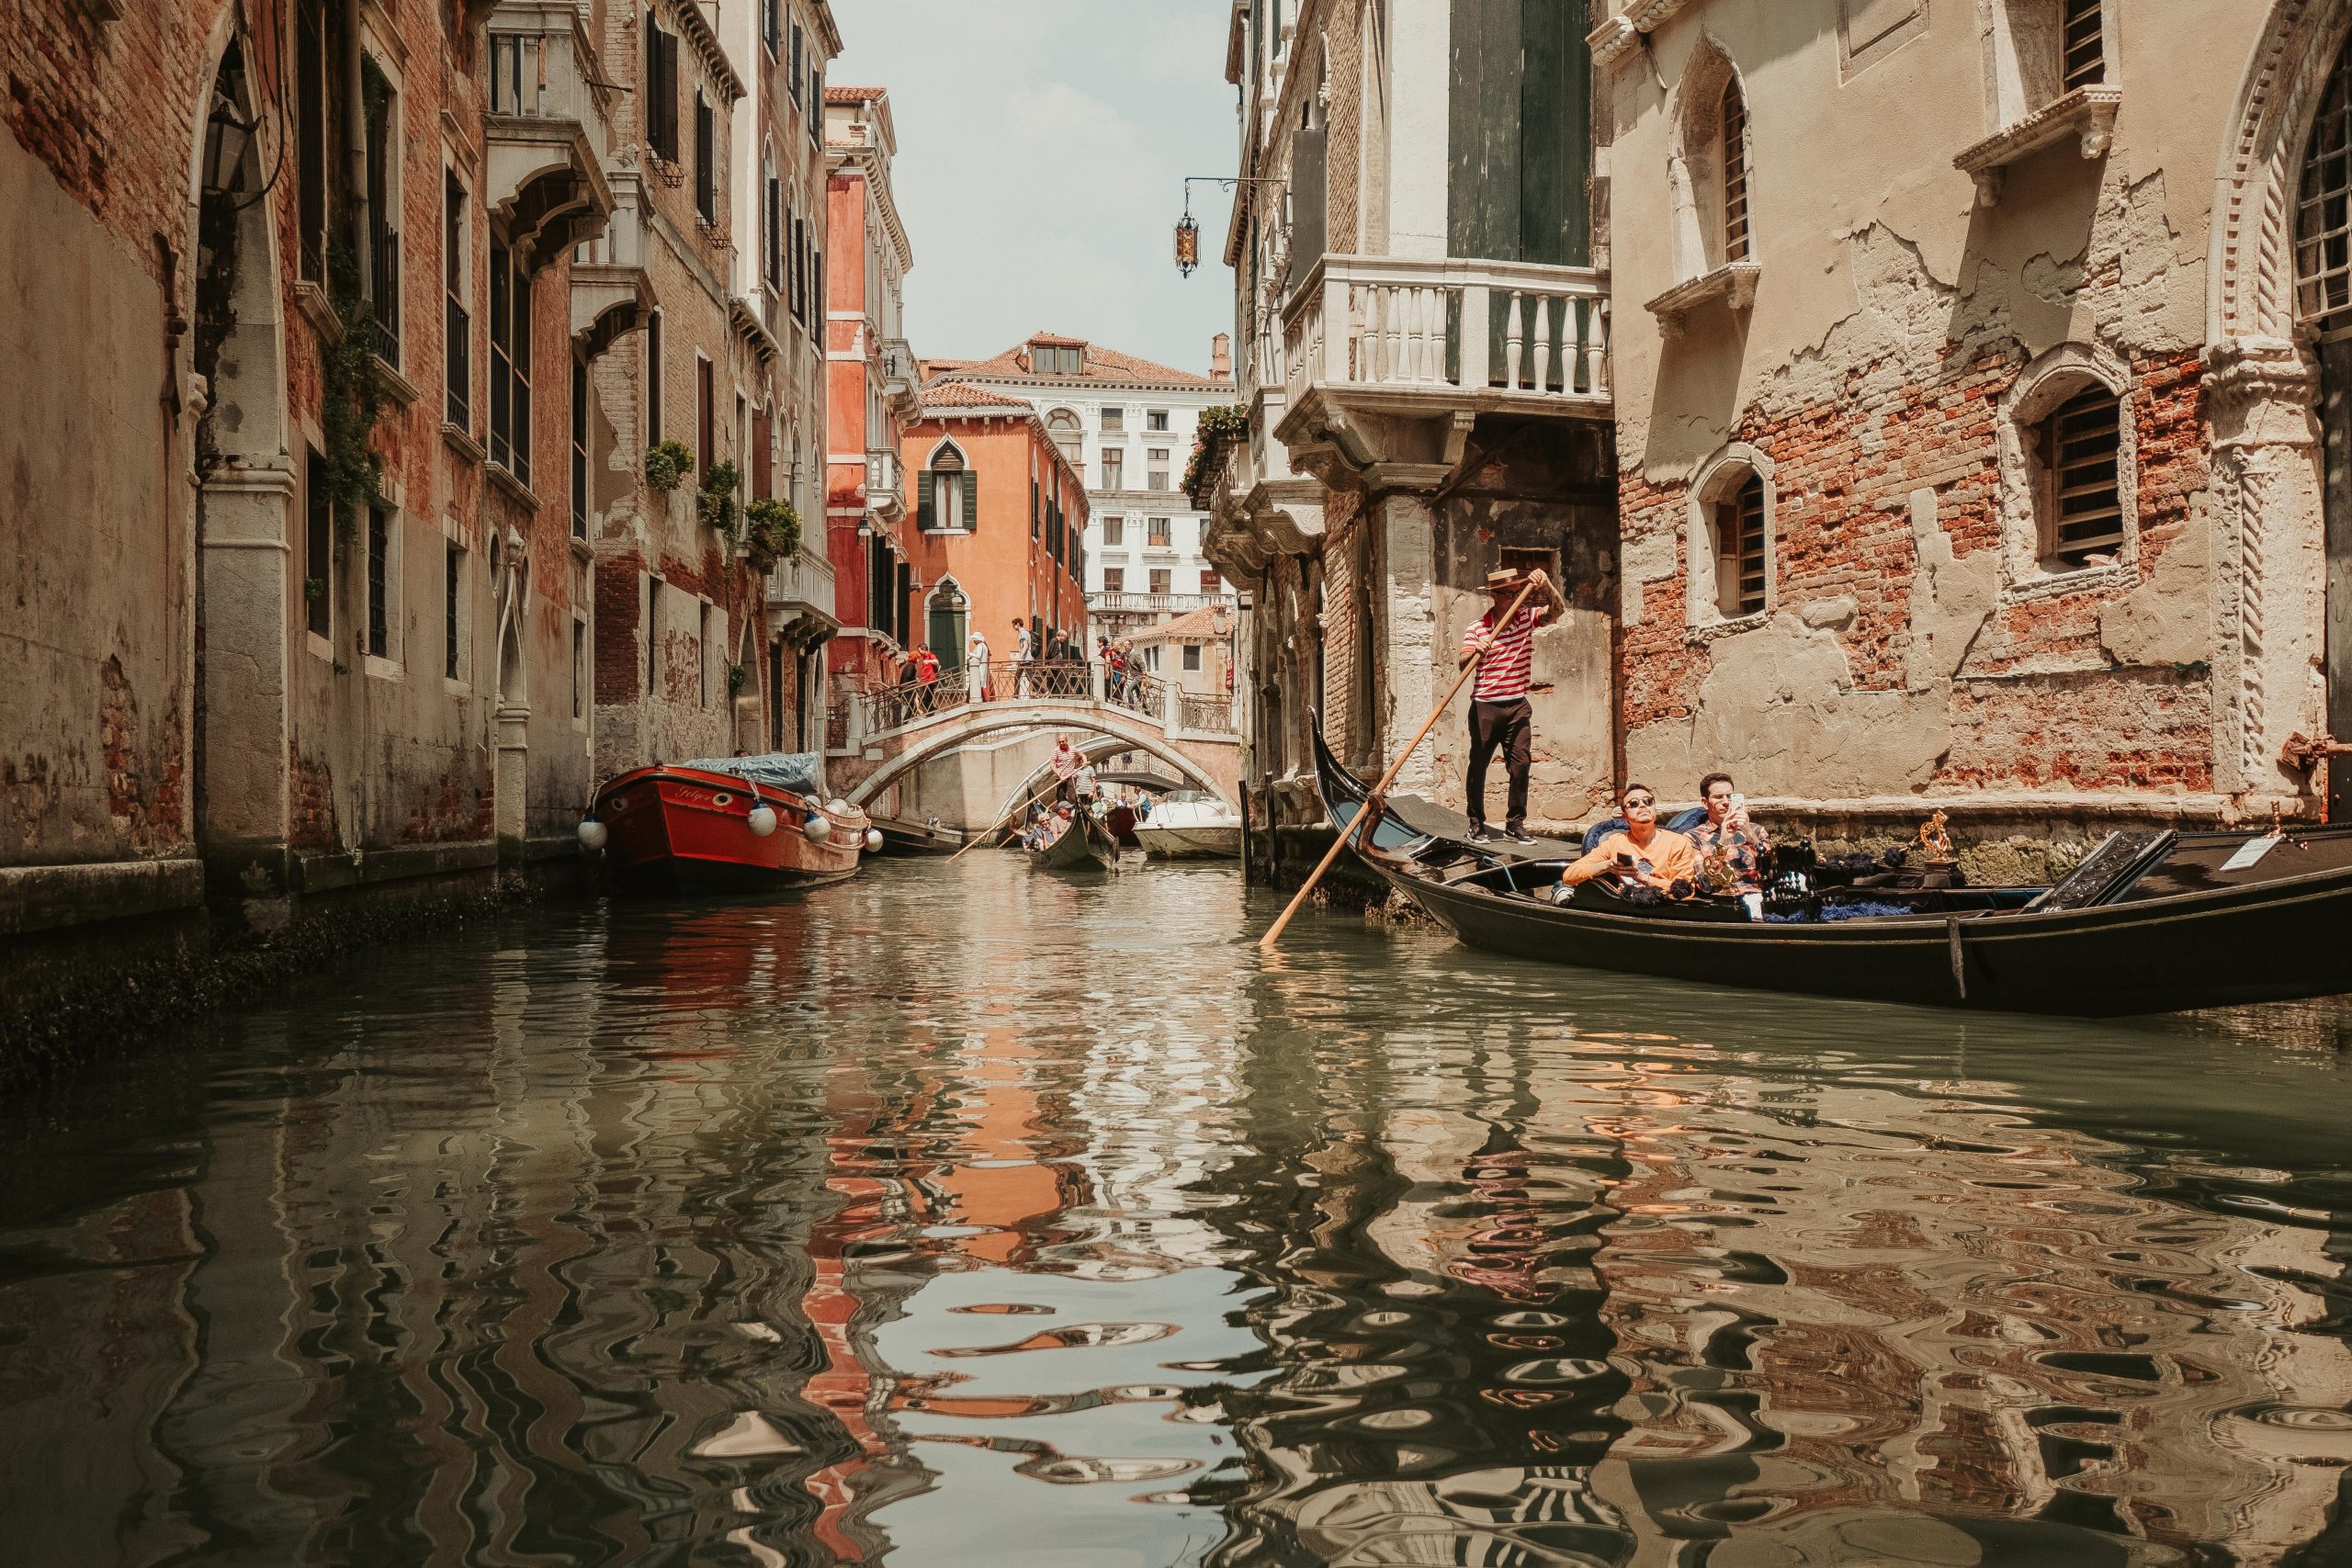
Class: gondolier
1458,566,1565,844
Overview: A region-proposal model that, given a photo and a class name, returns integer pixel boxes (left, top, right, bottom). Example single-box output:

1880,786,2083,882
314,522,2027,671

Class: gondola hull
1027,818,1099,873
1310,722,2352,1016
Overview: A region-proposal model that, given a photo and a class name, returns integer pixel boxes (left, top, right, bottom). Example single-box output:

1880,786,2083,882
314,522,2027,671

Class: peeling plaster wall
1604,0,2290,823
0,126,193,868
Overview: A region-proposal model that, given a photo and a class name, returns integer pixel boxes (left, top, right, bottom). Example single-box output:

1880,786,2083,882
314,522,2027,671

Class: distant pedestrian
967,629,989,702
1013,619,1034,697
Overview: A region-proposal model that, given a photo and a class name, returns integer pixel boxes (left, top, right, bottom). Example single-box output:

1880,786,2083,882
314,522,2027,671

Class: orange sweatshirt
1560,829,1698,893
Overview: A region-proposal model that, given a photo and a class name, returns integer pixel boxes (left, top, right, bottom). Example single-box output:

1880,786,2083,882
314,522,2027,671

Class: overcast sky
832,0,1240,377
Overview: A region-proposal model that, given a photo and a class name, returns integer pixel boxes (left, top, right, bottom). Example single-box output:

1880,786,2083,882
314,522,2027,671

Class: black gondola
1309,721,2352,1015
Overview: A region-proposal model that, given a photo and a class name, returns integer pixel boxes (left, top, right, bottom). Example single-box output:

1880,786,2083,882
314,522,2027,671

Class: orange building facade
899,385,1090,677
820,84,919,690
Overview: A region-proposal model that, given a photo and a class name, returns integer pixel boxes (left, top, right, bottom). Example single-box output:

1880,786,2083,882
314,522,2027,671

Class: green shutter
962,471,978,530
916,468,933,530
1448,0,1590,268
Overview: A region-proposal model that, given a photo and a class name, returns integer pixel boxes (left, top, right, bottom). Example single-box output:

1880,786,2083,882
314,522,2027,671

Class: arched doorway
191,31,297,874
927,577,970,672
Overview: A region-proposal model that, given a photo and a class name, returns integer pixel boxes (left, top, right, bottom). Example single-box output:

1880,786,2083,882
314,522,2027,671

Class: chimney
1210,332,1232,378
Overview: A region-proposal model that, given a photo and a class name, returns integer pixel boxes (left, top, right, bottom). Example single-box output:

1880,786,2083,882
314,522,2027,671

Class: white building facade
947,333,1237,647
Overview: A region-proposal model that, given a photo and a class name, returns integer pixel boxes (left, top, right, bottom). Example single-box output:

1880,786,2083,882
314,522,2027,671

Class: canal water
4,857,2351,1566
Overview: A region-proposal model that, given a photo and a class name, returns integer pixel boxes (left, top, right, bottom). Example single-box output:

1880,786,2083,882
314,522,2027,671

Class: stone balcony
767,546,838,631
878,337,920,416
1275,253,1611,489
1088,591,1237,617
483,2,616,265
864,448,904,522
1198,381,1325,578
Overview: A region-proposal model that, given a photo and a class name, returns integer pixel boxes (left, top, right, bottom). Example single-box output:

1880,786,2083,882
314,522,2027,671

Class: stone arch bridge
826,661,1241,810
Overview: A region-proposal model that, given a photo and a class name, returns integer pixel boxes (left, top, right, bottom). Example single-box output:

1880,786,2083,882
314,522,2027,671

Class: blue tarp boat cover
678,753,825,797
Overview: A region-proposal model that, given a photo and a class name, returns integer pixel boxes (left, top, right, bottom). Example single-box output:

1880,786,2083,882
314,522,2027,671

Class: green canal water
3,856,2351,1565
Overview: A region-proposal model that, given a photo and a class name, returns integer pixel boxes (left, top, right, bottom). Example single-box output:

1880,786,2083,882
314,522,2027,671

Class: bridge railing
833,659,1238,746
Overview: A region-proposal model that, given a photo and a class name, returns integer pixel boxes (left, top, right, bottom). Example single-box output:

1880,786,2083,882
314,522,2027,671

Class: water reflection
0,858,2348,1564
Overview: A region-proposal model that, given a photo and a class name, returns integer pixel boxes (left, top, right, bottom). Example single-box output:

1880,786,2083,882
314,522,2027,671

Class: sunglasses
1624,795,1656,807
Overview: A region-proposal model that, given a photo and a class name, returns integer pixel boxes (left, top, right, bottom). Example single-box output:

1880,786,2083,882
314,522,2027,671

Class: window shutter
916,469,933,530
962,470,978,531
1286,127,1327,290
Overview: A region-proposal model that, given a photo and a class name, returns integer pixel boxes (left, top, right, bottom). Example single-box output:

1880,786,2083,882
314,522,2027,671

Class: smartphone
1614,852,1634,867
1730,792,1746,813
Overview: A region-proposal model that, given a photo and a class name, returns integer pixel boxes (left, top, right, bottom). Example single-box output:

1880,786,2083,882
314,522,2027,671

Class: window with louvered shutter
915,468,933,530
2061,0,2104,93
1721,80,1751,264
1713,472,1766,616
2038,384,2124,567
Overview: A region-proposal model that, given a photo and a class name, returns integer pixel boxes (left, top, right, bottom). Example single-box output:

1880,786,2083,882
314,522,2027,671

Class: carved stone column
2205,336,2324,807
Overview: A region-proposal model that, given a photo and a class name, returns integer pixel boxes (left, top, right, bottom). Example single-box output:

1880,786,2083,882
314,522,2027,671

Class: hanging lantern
746,804,778,837
1174,210,1200,277
577,818,609,851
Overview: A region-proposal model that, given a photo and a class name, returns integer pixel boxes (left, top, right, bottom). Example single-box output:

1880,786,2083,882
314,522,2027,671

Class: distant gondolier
1458,566,1565,844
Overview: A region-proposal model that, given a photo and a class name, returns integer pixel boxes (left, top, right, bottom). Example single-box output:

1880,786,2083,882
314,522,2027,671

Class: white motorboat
1135,794,1242,860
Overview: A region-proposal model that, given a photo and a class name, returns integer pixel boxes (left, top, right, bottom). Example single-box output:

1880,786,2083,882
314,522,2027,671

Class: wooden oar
949,775,1070,862
1260,576,1543,951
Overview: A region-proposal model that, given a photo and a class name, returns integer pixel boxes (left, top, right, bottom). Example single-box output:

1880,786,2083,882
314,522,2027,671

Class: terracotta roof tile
825,85,887,102
918,381,1036,412
957,333,1232,389
1133,604,1234,642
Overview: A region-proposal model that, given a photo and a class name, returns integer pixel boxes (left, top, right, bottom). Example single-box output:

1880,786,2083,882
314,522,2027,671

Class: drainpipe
345,15,371,302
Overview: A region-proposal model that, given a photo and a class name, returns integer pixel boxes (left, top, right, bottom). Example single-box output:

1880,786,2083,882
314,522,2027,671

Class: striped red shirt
1463,605,1538,701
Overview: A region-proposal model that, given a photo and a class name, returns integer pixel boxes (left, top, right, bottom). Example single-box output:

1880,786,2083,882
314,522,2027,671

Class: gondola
1026,812,1100,873
1310,722,2352,1016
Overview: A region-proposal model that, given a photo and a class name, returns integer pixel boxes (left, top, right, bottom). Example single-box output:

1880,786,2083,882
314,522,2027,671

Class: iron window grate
1722,82,1750,264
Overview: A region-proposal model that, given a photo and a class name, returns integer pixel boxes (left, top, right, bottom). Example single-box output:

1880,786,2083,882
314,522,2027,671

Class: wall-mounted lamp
1172,175,1288,278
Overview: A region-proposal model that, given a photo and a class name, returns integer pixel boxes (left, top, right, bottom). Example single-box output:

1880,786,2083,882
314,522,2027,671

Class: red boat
589,756,871,892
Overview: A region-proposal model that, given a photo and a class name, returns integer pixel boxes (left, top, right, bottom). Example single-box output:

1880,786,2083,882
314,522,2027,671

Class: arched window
1667,42,1755,287
2298,41,2352,330
1686,446,1776,626
1045,408,1083,467
1996,347,2135,587
919,440,974,531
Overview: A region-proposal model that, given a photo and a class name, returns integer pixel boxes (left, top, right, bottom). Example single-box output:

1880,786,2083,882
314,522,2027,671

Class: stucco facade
1200,0,1619,852
2,0,632,972
898,387,1090,676
1596,0,2343,840
939,333,1238,648
820,83,920,694
589,0,839,781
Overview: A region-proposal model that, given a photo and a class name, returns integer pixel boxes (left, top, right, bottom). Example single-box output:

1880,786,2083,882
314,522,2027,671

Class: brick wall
1617,344,2215,799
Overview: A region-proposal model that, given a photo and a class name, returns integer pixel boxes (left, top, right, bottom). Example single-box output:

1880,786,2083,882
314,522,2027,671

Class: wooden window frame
1712,472,1767,617
365,504,393,660
1721,78,1751,265
2060,0,2105,94
2035,381,2125,568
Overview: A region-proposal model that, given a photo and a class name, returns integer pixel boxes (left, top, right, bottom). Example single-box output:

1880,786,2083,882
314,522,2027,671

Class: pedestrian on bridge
967,629,989,703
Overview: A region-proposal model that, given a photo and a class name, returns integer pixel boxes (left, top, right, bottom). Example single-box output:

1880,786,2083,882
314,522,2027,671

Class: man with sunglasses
1558,783,1698,896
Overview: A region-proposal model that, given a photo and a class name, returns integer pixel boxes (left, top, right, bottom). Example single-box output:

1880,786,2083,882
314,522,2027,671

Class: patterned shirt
1462,606,1539,702
1689,818,1772,892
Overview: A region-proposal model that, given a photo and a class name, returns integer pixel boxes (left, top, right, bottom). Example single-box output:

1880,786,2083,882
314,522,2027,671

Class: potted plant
644,439,692,493
742,496,801,572
697,458,741,531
